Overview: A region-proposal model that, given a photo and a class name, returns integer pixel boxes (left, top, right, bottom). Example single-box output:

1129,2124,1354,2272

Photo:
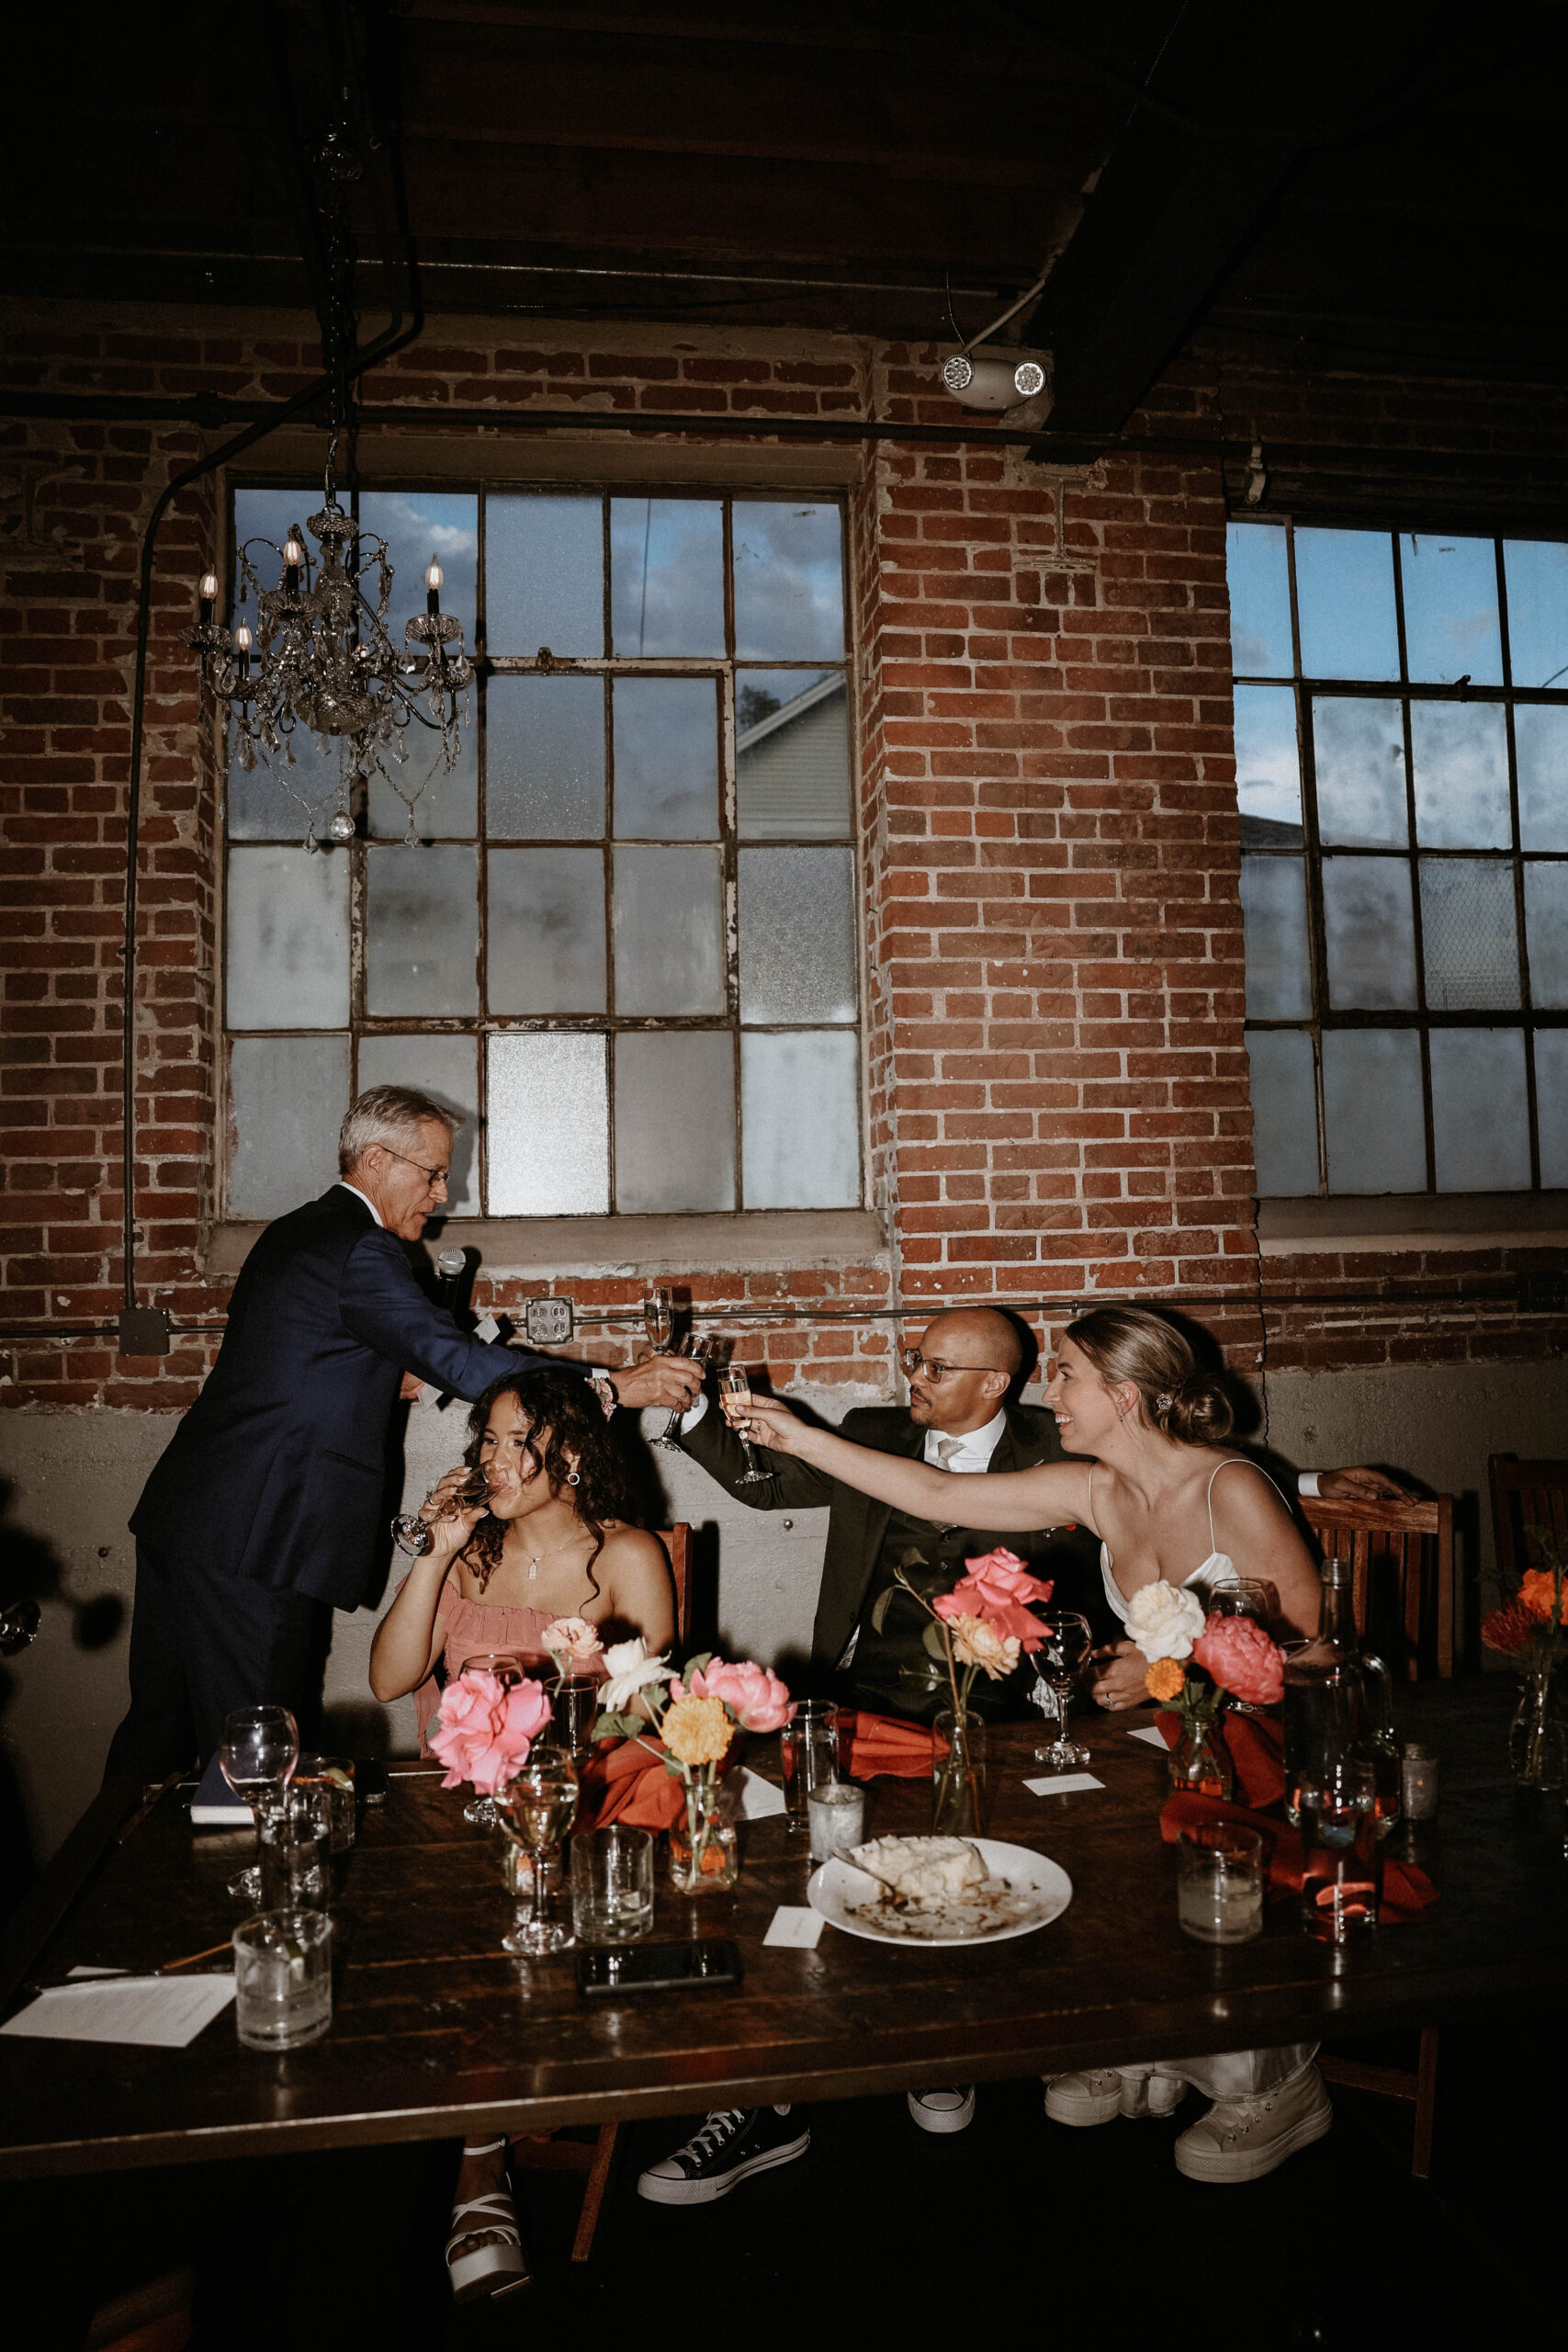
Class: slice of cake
850,1835,987,1903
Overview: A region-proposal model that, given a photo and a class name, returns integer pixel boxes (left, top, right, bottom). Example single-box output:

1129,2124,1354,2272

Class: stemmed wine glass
459,1651,527,1827
1031,1612,1094,1768
494,1744,580,1955
219,1704,299,1902
720,1367,775,1486
653,1330,715,1451
391,1462,491,1557
642,1285,673,1353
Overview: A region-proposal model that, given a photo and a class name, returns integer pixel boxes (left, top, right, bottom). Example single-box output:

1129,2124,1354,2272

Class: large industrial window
1228,521,1568,1194
222,487,861,1219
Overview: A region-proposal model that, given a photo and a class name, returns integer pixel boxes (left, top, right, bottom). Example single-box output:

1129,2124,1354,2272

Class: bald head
904,1307,1026,1430
922,1308,1024,1375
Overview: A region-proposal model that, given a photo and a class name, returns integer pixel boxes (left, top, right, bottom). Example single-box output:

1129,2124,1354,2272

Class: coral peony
660,1695,734,1769
1517,1568,1568,1626
678,1657,795,1733
951,1613,1021,1681
1191,1611,1285,1707
540,1615,604,1667
1145,1656,1188,1703
1123,1579,1207,1662
932,1547,1054,1651
430,1668,552,1795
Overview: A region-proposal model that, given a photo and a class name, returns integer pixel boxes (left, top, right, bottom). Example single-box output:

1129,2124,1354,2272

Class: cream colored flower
660,1696,733,1770
1123,1579,1206,1662
951,1612,1021,1682
600,1637,676,1713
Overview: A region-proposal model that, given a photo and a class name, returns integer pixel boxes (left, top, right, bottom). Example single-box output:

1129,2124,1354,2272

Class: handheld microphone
436,1246,468,1317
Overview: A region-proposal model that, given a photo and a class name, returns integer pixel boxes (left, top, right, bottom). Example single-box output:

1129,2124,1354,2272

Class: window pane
1234,684,1302,844
227,489,340,840
732,501,845,660
1245,1028,1319,1194
487,848,606,1014
1410,700,1510,848
1399,532,1502,685
1294,528,1399,682
1238,856,1312,1019
1516,706,1568,850
486,1033,609,1215
737,671,852,837
487,675,604,838
366,844,478,1014
360,492,479,839
739,847,857,1023
1503,539,1568,688
1419,858,1519,1011
741,1031,860,1206
1312,696,1408,846
1226,522,1292,677
612,677,719,838
355,1034,480,1214
1536,1030,1568,1185
229,1035,349,1216
614,1032,737,1213
1524,862,1568,1005
1323,857,1417,1009
227,845,349,1028
610,498,724,655
486,492,603,657
1321,1031,1427,1192
612,846,725,1013
1429,1028,1529,1190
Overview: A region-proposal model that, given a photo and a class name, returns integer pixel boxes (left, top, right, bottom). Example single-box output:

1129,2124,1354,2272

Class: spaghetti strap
1205,1454,1293,1551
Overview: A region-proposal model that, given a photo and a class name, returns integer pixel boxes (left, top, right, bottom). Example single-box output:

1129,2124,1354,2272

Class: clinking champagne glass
653,1330,713,1452
391,1462,490,1558
1032,1611,1093,1768
720,1367,775,1487
219,1703,299,1902
459,1651,525,1827
642,1285,673,1352
495,1744,580,1956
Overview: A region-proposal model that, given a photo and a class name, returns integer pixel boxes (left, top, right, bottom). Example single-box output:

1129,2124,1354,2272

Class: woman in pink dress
369,1363,675,2303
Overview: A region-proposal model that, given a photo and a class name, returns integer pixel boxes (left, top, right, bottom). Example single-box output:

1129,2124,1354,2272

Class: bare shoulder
597,1523,674,1577
1207,1455,1296,1529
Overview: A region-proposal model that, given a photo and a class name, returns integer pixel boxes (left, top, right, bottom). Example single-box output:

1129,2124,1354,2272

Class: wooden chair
1488,1455,1568,1584
508,1523,693,2261
1300,1491,1454,2177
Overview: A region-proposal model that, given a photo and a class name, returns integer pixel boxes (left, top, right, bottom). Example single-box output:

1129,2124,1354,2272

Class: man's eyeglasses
380,1146,451,1193
900,1349,1006,1383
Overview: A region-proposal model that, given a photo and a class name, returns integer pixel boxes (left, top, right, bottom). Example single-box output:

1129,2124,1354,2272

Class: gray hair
338,1085,462,1175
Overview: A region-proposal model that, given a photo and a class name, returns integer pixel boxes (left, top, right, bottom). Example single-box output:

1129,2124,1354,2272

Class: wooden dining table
1,1678,1562,2181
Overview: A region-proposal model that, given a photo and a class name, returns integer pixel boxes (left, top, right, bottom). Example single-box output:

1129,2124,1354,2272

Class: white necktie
932,1436,964,1470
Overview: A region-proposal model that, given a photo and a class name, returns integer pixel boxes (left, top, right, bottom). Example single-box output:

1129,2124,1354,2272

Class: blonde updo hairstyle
1063,1306,1234,1446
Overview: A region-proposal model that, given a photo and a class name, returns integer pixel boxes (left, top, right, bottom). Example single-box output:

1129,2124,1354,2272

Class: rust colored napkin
848,1710,931,1780
575,1736,685,1833
1155,1708,1287,1809
1158,1792,1436,1925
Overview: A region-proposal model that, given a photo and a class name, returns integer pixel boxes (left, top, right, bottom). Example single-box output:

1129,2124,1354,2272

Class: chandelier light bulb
424,560,444,592
283,537,304,567
233,619,253,652
198,570,220,603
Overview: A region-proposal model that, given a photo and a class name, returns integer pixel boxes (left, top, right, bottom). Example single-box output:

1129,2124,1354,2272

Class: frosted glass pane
1535,1030,1568,1186
355,1034,479,1213
487,675,604,838
1524,863,1568,1005
741,1031,859,1207
227,845,349,1028
361,491,479,839
1234,685,1302,843
614,1032,736,1213
1295,528,1399,682
487,848,606,1013
1503,539,1568,688
1515,706,1568,850
1245,1028,1319,1195
1313,697,1407,847
739,848,857,1022
610,499,724,655
1419,859,1520,1011
1226,522,1292,678
1239,856,1312,1019
1430,1028,1529,1190
732,501,845,660
229,1035,349,1217
486,493,604,657
366,844,478,1014
487,1032,608,1216
1322,1031,1427,1193
612,846,725,1014
737,671,852,838
1323,857,1417,1009
1411,701,1510,848
1399,533,1501,685
612,677,719,838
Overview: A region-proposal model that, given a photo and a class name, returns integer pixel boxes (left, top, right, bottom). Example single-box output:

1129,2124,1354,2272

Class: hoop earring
567,1469,581,1487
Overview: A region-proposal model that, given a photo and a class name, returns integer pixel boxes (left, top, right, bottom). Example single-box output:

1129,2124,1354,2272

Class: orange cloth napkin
848,1710,931,1780
575,1736,686,1832
1155,1708,1287,1809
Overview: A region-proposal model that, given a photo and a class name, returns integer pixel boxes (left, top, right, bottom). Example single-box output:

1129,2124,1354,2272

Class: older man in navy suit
107,1085,701,1776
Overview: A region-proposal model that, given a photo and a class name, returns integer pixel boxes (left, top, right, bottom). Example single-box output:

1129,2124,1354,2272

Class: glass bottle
1283,1559,1368,1826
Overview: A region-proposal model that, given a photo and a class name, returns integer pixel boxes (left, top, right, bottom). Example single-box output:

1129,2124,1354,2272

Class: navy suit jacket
131,1186,559,1610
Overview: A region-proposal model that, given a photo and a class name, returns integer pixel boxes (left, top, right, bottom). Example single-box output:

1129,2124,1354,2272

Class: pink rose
674,1657,795,1734
932,1547,1055,1653
541,1616,604,1667
430,1667,553,1795
1191,1612,1285,1708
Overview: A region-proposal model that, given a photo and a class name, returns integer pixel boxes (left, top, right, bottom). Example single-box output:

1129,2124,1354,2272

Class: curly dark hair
460,1367,643,1596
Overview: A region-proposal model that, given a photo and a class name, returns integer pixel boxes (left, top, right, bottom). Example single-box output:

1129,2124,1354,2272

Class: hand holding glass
1031,1613,1093,1768
391,1462,490,1558
219,1704,299,1903
654,1329,714,1452
495,1745,580,1956
720,1369,774,1486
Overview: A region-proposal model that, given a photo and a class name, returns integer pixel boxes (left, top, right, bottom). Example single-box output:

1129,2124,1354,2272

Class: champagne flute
720,1367,775,1487
652,1330,713,1451
495,1745,580,1955
390,1462,490,1557
1031,1612,1093,1768
220,1703,299,1902
642,1285,673,1352
458,1650,526,1827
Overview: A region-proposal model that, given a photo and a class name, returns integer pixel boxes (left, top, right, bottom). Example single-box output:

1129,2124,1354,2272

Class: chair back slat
656,1524,694,1646
1488,1457,1568,1588
1300,1494,1454,1679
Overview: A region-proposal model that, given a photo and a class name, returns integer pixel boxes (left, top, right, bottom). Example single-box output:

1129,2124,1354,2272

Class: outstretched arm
737,1395,1090,1532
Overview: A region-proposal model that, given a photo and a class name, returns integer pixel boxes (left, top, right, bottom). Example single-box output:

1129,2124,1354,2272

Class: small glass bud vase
669,1781,739,1894
1508,1666,1565,1790
931,1709,989,1836
1167,1714,1235,1803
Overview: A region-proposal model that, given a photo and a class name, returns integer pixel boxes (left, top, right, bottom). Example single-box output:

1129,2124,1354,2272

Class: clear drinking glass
1178,1823,1265,1944
258,1782,333,1912
296,1754,356,1852
808,1780,865,1862
779,1700,844,1832
552,1673,601,1760
219,1704,299,1904
390,1462,491,1557
720,1368,775,1485
495,1745,581,1956
570,1824,655,1944
1031,1612,1093,1768
232,1909,333,2050
653,1329,714,1451
457,1651,528,1826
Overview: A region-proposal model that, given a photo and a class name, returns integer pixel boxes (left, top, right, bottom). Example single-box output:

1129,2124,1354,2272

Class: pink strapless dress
412,1589,606,1751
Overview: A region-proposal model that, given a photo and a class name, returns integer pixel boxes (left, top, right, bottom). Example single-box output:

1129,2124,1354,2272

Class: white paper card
473,1314,501,1343
1,1974,235,2047
734,1768,788,1821
67,1965,128,1979
1125,1725,1168,1748
764,1906,824,1949
1024,1772,1104,1795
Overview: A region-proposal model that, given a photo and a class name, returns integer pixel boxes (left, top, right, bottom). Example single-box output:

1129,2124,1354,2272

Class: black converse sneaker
636,2106,811,2205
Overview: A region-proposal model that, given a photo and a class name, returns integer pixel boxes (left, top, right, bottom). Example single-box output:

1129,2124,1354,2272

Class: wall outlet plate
524,1296,573,1344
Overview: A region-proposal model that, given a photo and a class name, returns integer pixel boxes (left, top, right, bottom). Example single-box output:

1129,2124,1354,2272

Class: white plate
807,1838,1073,1948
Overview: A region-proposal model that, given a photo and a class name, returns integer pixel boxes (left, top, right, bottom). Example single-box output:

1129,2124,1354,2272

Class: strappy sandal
445,2147,532,2304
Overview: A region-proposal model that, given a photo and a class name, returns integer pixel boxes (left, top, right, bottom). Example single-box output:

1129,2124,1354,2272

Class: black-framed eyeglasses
900,1349,1006,1383
380,1146,451,1192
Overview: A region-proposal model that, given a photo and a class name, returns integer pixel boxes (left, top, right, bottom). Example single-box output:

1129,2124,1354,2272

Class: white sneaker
1173,2063,1333,2183
1043,2068,1123,2126
907,2086,976,2134
1120,2072,1188,2120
